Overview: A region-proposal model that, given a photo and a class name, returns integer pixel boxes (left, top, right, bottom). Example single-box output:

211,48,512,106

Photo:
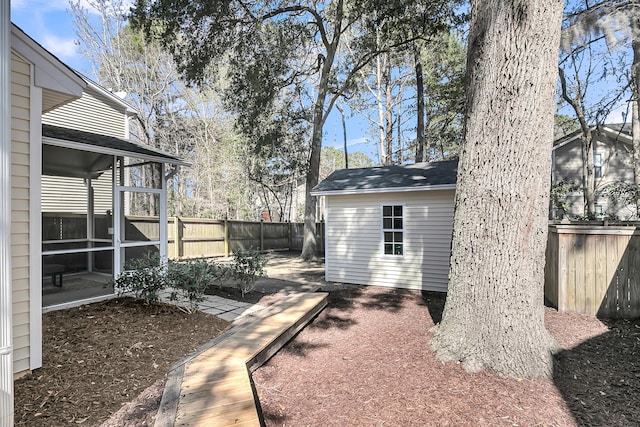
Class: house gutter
311,183,457,197
0,3,14,426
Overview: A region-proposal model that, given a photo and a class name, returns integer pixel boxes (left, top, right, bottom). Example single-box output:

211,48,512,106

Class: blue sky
11,0,90,73
10,0,380,162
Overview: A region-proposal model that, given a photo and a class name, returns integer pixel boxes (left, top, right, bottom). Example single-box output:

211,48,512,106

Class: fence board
44,213,324,266
547,224,640,318
584,234,596,315
594,233,607,316
566,233,577,313
629,236,640,317
557,232,568,312
618,234,631,316
603,233,620,317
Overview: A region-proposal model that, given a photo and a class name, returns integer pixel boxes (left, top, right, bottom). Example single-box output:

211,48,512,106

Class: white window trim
594,151,604,180
380,203,405,258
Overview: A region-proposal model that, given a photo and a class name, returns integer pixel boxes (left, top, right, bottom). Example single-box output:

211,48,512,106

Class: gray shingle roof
311,160,458,195
43,124,185,165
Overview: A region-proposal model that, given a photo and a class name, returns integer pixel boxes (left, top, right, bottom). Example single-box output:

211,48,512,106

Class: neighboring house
552,124,635,219
41,75,138,215
311,160,457,292
7,23,186,382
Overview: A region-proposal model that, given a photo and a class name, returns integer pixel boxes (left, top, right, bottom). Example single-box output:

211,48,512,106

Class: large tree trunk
632,19,640,218
431,0,563,378
384,60,393,165
300,0,343,260
414,41,426,163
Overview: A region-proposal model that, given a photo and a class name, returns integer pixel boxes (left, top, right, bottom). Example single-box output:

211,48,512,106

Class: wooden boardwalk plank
156,291,328,427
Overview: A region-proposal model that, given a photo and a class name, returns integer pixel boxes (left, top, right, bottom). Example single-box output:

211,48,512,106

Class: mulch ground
252,286,640,427
13,282,640,426
13,297,229,426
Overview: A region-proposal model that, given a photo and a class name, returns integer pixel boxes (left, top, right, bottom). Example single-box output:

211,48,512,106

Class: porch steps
155,291,328,427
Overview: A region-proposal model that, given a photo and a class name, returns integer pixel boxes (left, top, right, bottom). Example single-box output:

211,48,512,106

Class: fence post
173,216,183,259
224,218,229,256
260,219,264,252
288,222,293,251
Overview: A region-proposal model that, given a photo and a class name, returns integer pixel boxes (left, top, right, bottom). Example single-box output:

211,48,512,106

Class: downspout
0,4,14,426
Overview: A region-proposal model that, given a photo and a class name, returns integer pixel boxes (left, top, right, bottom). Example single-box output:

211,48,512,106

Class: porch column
86,177,94,272
160,163,167,263
113,156,122,277
0,3,14,426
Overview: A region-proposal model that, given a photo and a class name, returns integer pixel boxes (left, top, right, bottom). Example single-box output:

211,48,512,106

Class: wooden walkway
155,292,328,427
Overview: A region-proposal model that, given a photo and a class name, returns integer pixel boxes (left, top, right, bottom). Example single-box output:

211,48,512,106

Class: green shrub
166,258,220,312
230,249,267,296
110,250,268,310
112,253,166,303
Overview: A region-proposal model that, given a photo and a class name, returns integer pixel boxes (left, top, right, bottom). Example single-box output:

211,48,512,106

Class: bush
166,258,220,312
112,253,166,303
110,250,268,310
230,249,267,296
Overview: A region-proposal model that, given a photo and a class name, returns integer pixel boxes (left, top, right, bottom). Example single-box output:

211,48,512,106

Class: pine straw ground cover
14,297,229,426
252,286,640,427
13,285,640,426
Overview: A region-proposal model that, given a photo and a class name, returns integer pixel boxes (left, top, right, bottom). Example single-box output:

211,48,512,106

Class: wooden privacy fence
43,213,324,265
167,217,324,258
545,223,640,318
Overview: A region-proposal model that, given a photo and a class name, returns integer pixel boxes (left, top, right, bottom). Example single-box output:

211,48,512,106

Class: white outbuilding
311,160,457,292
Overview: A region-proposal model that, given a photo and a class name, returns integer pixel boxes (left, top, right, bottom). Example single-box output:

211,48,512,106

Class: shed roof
311,160,458,196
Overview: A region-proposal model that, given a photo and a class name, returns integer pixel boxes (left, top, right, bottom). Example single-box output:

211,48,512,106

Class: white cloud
42,33,79,61
12,0,133,14
11,0,68,11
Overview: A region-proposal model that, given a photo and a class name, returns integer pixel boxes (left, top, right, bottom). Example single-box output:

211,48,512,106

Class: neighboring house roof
553,123,632,150
11,23,86,111
42,124,188,178
311,160,458,196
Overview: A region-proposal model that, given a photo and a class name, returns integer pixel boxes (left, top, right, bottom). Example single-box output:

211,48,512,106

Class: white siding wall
42,172,112,215
42,86,126,138
325,190,455,292
11,53,31,374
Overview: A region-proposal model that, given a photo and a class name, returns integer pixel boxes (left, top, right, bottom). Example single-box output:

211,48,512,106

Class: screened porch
41,125,186,308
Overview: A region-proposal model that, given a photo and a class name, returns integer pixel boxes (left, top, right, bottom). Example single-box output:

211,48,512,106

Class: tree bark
557,66,595,218
632,19,640,217
431,0,563,378
414,41,426,163
384,60,393,165
337,100,349,169
300,0,343,260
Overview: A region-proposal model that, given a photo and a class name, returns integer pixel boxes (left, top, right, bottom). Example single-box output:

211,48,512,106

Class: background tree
320,146,373,179
132,0,457,259
420,31,467,161
559,0,640,218
347,26,466,165
431,0,564,377
71,0,263,220
557,30,629,218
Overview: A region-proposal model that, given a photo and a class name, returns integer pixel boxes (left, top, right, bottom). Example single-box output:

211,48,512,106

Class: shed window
382,205,403,255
